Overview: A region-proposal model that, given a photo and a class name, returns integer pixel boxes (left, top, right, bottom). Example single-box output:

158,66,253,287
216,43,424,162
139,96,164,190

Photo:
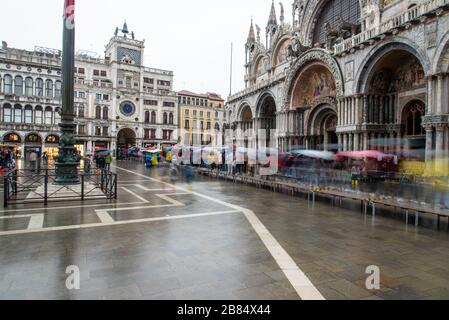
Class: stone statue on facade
287,32,311,58
335,16,358,38
256,25,261,43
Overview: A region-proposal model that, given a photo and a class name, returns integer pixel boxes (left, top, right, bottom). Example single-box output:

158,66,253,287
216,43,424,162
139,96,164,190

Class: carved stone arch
236,101,254,121
398,97,426,126
252,53,271,78
282,49,344,110
271,35,293,68
304,101,337,136
433,30,449,74
355,38,431,94
255,90,277,117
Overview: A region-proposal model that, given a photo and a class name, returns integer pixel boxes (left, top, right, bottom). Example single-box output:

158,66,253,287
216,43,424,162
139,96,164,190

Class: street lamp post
55,0,80,185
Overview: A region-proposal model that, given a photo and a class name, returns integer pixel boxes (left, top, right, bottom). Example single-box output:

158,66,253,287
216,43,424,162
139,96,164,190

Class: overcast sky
1,0,292,99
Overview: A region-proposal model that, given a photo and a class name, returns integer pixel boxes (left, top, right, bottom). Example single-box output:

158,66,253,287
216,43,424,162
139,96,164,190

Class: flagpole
55,0,80,184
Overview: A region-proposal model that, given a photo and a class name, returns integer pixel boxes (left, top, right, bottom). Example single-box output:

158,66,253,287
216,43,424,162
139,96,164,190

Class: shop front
24,134,43,161
2,132,22,158
44,135,60,162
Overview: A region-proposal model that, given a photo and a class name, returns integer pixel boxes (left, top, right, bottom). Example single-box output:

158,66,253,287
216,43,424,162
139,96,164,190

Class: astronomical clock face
119,101,136,117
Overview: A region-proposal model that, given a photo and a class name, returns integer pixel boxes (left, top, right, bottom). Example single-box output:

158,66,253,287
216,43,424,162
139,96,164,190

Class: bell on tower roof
267,0,278,28
122,21,129,35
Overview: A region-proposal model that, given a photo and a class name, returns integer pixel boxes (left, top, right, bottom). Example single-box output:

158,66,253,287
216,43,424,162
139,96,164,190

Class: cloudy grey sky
1,0,292,99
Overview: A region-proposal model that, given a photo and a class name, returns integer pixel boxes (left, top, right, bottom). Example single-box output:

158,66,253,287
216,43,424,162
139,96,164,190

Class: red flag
65,0,75,19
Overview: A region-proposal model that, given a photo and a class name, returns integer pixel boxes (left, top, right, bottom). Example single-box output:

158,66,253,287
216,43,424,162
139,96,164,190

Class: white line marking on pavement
0,210,239,237
134,184,176,192
115,166,326,301
0,202,144,214
121,187,150,203
96,211,115,224
27,214,44,230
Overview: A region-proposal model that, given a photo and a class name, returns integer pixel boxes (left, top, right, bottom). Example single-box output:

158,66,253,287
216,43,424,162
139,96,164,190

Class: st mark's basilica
226,0,449,175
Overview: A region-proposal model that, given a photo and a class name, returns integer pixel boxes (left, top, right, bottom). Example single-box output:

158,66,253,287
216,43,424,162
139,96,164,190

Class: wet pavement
0,160,449,300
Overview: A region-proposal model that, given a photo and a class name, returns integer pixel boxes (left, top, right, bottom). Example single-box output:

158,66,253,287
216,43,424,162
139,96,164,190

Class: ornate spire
267,0,278,28
279,2,285,24
247,19,256,44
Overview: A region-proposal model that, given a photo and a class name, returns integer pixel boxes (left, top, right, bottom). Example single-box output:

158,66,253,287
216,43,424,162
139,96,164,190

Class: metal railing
3,168,117,208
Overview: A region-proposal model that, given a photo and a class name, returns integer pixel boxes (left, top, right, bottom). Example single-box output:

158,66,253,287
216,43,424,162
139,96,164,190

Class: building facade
226,0,449,175
178,90,225,146
0,23,178,160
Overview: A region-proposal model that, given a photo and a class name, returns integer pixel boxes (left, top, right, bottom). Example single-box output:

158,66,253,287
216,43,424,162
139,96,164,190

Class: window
78,104,85,118
25,77,33,96
215,111,219,118
200,111,204,118
55,81,62,98
185,120,190,129
169,113,174,125
78,68,85,74
207,112,211,119
200,121,204,131
163,102,175,108
150,111,157,124
95,106,102,119
35,106,43,124
14,105,22,123
145,111,150,123
103,94,109,101
100,70,107,77
14,76,23,96
35,78,43,96
3,75,12,94
93,70,100,76
150,129,156,139
144,78,153,84
144,100,158,106
193,110,197,117
103,107,109,120
151,111,157,124
182,97,187,104
126,76,132,88
3,104,12,122
78,92,86,99
206,122,211,130
96,93,102,100
25,105,33,124
185,109,189,116
163,130,172,140
144,129,150,139
45,107,53,125
102,127,109,136
45,80,53,97
215,123,220,131
157,80,170,86
95,127,101,136
163,112,168,124
78,125,85,135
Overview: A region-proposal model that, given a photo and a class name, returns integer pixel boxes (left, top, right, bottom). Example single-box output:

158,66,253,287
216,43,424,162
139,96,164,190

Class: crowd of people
0,149,17,174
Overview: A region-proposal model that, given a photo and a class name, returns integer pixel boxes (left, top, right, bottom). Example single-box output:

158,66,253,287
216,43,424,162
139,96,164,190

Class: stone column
343,134,348,151
363,132,369,150
435,125,445,176
425,126,434,175
337,134,343,152
363,95,368,124
437,75,444,114
349,133,354,151
354,133,360,151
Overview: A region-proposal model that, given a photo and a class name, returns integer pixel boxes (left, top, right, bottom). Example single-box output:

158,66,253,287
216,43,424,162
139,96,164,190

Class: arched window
3,104,12,122
103,106,108,120
4,133,21,143
78,104,85,118
45,79,53,97
25,77,33,96
95,106,102,119
404,101,425,136
215,123,220,131
55,107,61,125
14,76,23,96
13,105,22,123
145,111,150,123
55,81,62,98
24,105,33,124
151,111,157,124
35,78,44,96
169,113,174,125
44,106,53,125
163,112,168,124
35,106,43,124
3,75,12,94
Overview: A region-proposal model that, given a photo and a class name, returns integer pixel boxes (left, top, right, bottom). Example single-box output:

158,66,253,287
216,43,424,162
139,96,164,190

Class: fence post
4,173,8,208
114,173,118,200
100,169,104,191
81,174,85,201
44,169,48,206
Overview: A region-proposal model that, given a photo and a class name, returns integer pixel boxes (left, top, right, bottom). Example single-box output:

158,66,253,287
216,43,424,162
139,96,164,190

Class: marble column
349,133,354,151
363,133,369,151
425,127,434,175
437,75,444,114
343,134,348,151
337,134,343,152
363,95,368,124
354,133,360,151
